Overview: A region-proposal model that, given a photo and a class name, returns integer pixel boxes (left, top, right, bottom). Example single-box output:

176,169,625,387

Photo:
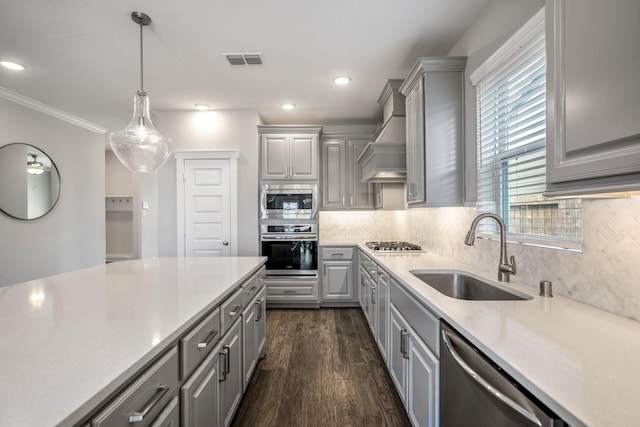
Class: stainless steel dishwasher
440,321,566,427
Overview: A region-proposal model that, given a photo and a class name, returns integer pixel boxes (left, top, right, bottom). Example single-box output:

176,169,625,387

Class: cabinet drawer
91,347,179,427
360,254,377,278
267,285,317,301
242,275,261,307
390,279,439,356
323,247,354,260
180,307,221,380
221,288,244,336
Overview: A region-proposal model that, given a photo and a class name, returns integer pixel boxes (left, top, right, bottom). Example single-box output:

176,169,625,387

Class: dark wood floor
231,308,411,427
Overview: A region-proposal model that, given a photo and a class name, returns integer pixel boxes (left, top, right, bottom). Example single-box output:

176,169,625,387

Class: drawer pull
128,385,170,423
246,286,257,294
331,253,344,257
197,330,218,349
283,290,297,294
229,305,242,317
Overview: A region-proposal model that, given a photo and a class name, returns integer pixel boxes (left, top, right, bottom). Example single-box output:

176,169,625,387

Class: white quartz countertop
0,257,266,427
360,246,640,427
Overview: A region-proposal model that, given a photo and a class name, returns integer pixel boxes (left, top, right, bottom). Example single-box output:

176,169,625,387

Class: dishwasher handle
441,329,543,427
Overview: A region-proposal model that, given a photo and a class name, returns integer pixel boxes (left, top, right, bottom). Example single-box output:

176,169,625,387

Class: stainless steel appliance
260,184,318,220
365,241,422,251
440,321,566,427
260,222,318,276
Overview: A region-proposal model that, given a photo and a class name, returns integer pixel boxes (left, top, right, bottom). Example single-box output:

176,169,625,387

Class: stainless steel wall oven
260,184,318,220
260,223,318,276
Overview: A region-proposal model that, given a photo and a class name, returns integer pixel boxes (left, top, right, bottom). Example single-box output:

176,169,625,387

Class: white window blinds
472,9,582,247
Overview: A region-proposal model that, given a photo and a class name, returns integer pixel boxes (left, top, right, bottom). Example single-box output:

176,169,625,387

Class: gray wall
447,0,545,203
155,109,263,257
0,97,105,286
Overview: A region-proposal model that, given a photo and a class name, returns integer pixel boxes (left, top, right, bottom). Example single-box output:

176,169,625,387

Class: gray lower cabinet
545,0,640,195
389,304,439,427
389,304,409,406
320,136,374,210
218,319,243,427
242,300,257,391
400,57,466,207
255,286,267,358
321,246,356,302
375,269,390,365
242,284,266,391
181,348,220,427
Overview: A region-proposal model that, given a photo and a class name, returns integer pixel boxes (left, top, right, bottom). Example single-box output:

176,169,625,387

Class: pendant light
109,12,173,173
26,154,45,175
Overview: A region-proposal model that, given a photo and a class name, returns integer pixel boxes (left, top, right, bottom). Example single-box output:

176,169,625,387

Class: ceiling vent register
224,53,263,65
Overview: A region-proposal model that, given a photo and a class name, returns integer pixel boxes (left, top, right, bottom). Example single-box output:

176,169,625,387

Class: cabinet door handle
255,300,262,321
283,290,297,294
246,286,256,294
128,385,170,423
197,330,219,349
400,329,410,359
350,195,354,206
219,346,230,381
229,304,242,317
371,286,376,304
342,196,345,206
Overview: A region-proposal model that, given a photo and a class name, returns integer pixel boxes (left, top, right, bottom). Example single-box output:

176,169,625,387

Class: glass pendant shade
109,91,173,173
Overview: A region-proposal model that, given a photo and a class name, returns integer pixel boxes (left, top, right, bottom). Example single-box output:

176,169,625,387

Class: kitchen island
0,256,266,426
358,246,640,427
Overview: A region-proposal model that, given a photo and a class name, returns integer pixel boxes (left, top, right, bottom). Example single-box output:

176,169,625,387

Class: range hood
357,80,407,183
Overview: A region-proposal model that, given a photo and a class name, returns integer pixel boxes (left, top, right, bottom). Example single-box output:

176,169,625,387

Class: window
470,9,581,250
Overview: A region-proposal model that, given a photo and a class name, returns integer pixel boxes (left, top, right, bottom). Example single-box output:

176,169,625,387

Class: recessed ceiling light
281,103,296,110
333,76,351,85
194,104,209,111
1,60,25,71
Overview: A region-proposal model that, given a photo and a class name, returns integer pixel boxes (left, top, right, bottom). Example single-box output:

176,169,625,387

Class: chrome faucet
464,213,516,282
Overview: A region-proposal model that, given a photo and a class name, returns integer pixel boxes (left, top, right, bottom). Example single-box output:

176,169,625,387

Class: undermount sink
410,271,532,301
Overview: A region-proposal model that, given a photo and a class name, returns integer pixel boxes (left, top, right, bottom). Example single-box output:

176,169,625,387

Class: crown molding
0,86,107,134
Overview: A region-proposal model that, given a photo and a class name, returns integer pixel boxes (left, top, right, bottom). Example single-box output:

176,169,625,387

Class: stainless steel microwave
260,184,318,220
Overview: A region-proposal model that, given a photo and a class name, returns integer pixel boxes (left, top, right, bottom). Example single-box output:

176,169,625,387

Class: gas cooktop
365,241,422,251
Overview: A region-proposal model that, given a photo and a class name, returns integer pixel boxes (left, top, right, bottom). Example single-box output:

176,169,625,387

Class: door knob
223,241,229,246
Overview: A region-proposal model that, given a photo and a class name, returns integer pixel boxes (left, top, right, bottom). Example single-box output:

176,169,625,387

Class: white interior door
184,158,231,256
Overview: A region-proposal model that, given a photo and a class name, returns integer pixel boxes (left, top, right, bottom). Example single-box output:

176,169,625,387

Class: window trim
470,8,546,86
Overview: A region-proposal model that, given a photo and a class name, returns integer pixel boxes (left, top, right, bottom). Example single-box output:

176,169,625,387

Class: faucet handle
510,255,517,276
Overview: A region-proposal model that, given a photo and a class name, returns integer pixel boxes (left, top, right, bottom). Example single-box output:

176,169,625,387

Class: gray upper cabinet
400,57,466,206
545,0,640,195
321,134,374,210
258,126,321,181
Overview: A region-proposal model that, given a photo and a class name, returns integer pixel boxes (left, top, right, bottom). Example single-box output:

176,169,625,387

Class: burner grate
365,241,422,251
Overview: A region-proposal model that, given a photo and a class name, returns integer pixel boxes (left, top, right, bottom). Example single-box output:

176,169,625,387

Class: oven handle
441,329,542,427
261,235,318,241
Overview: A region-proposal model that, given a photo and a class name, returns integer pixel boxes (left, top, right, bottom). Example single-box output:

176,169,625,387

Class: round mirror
0,143,61,220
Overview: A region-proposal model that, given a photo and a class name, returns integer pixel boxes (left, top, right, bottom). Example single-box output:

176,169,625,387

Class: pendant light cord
139,19,144,93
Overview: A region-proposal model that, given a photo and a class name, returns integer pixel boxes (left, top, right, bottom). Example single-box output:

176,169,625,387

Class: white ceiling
0,0,489,131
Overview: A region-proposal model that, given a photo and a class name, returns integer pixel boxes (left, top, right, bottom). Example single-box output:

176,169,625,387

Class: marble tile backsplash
320,195,640,321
